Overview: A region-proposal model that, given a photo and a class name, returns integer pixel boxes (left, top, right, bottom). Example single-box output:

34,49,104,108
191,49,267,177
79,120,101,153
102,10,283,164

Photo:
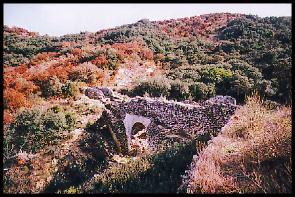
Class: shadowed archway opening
131,122,146,136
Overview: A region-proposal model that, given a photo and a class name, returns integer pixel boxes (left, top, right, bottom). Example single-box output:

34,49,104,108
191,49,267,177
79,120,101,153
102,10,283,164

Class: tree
169,80,191,101
190,82,216,101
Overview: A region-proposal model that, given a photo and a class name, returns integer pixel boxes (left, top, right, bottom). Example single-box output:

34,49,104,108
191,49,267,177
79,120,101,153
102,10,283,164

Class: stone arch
123,113,151,151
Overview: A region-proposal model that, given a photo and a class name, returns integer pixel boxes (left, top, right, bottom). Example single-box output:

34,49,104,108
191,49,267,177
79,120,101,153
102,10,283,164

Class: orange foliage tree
92,55,108,68
4,88,31,110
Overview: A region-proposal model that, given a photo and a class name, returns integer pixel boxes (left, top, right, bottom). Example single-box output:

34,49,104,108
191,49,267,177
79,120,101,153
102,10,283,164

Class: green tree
169,80,191,101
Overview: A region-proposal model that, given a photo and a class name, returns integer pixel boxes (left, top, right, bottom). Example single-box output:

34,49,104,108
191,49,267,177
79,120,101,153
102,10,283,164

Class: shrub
227,72,254,102
62,81,80,99
81,140,196,193
167,64,202,84
64,111,77,131
201,66,233,84
41,75,63,98
169,80,191,101
85,119,97,130
69,62,104,85
41,110,67,132
4,110,13,125
4,108,44,156
62,186,78,194
190,82,216,101
106,48,119,70
4,88,31,110
3,53,30,67
132,76,171,97
50,105,64,113
4,106,77,155
183,94,292,194
47,105,77,131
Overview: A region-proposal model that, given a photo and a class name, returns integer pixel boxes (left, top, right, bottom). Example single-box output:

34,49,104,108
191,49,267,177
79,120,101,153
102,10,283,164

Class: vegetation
4,14,291,109
4,105,77,159
80,140,196,193
3,13,292,194
182,94,292,193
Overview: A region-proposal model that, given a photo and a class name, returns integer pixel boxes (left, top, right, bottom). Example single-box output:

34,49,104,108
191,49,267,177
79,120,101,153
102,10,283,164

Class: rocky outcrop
85,87,113,100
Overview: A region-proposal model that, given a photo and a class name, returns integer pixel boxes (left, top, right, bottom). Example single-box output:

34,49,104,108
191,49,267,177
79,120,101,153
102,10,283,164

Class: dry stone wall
85,87,237,154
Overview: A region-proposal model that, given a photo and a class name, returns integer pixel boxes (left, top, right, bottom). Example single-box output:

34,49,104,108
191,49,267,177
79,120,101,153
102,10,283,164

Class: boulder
99,87,113,97
85,87,113,100
85,87,104,100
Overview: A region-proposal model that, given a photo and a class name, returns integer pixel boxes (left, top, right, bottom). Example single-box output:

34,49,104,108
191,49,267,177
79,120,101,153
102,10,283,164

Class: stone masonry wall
85,87,237,154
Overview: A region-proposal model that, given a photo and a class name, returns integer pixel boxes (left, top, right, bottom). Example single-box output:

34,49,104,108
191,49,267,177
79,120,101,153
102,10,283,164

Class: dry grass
185,94,292,194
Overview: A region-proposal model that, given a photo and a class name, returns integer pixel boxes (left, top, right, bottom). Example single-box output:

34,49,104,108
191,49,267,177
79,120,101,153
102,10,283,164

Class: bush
132,76,171,97
4,88,31,110
106,48,119,70
64,111,77,130
183,95,292,194
169,80,191,101
41,75,63,98
82,140,196,193
200,66,233,84
41,110,67,132
62,186,78,194
4,108,44,157
4,108,41,159
62,81,80,99
4,106,77,155
47,105,77,131
190,82,216,101
4,109,13,125
50,105,64,113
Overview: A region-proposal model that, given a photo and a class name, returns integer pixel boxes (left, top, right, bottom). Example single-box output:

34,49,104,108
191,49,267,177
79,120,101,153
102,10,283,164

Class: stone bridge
85,87,237,155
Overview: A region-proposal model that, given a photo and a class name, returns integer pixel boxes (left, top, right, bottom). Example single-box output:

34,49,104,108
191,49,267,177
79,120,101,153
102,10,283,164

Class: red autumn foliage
30,52,59,66
4,109,13,125
4,88,31,110
156,13,243,40
141,48,154,60
4,26,39,37
45,63,72,83
92,55,108,67
72,48,82,56
111,41,154,61
62,42,73,48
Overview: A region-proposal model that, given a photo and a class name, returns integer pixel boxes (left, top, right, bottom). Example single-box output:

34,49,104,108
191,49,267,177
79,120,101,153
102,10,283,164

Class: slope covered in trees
4,13,291,115
3,13,292,194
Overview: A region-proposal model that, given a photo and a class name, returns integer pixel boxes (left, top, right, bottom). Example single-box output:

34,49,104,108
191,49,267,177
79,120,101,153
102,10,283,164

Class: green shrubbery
3,105,77,157
3,32,60,66
190,82,216,101
106,15,291,104
218,17,292,103
81,140,196,193
126,72,218,102
131,76,172,98
169,79,191,101
123,60,266,102
40,76,81,99
61,81,80,99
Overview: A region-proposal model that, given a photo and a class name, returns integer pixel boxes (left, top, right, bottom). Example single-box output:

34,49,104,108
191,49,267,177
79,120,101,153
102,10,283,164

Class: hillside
181,94,291,193
3,13,292,194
